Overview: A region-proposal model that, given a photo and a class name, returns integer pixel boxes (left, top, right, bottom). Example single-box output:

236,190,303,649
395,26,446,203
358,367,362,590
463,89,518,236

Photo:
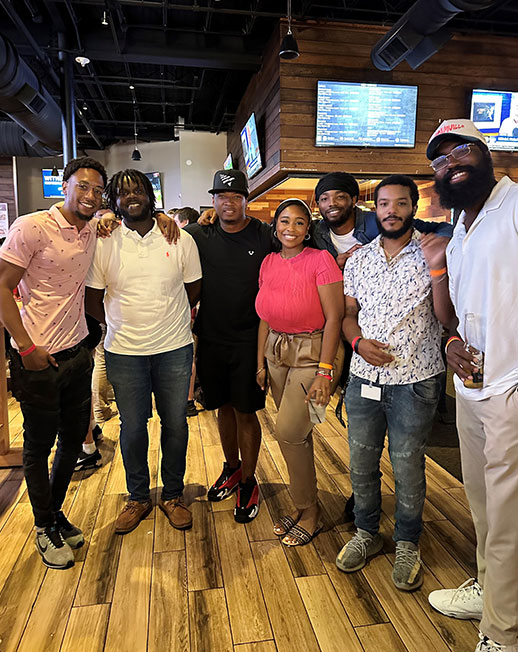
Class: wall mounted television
470,88,518,151
223,153,233,170
240,113,263,178
145,171,164,209
42,169,64,198
316,81,418,148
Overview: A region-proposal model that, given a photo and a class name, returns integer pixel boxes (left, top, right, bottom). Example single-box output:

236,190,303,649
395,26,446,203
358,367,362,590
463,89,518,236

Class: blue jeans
105,344,193,502
345,373,443,544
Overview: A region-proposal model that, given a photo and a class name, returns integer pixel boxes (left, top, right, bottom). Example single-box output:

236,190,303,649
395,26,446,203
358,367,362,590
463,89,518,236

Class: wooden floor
0,391,480,652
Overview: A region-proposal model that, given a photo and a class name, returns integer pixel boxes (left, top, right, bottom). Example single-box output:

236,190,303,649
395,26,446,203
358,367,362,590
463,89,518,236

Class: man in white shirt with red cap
423,119,518,652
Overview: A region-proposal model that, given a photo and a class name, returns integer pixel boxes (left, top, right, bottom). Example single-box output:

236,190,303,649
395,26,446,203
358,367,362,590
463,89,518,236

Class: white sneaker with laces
428,577,483,619
475,632,518,651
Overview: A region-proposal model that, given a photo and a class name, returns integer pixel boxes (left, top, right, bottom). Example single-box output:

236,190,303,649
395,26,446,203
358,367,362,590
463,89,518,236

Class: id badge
361,383,381,401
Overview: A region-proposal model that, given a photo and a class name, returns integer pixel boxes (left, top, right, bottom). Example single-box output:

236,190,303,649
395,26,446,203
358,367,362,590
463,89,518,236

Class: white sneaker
428,578,483,619
475,632,518,651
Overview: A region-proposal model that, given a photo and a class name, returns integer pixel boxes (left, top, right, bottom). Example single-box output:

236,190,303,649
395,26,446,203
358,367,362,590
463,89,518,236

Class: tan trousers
265,330,343,510
456,385,518,646
92,325,115,423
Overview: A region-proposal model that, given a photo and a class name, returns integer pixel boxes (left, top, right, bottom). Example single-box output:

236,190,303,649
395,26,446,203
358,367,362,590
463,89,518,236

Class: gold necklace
381,234,412,262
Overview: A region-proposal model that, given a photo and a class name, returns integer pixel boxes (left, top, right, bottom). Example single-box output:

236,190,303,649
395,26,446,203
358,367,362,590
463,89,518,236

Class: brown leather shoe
115,500,153,534
159,497,192,530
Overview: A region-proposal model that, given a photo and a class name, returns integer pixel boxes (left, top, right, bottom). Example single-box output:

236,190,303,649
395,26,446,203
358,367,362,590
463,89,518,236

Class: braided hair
104,169,156,216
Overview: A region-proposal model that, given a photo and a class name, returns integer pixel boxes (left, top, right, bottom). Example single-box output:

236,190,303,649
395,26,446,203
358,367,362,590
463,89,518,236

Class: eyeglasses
76,181,104,198
430,143,474,172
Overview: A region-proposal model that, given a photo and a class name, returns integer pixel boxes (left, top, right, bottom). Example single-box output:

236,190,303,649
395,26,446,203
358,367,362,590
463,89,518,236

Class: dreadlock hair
104,169,156,217
62,156,107,186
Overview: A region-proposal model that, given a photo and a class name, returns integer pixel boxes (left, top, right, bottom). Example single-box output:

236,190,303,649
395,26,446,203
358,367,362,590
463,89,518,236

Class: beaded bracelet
19,344,36,357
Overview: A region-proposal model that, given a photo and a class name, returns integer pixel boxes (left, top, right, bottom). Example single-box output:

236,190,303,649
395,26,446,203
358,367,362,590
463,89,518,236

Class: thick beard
376,213,414,240
434,158,495,210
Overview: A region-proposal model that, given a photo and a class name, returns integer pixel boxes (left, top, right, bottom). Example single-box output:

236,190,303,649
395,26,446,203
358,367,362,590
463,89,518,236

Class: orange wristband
430,267,447,277
445,336,462,353
318,362,333,370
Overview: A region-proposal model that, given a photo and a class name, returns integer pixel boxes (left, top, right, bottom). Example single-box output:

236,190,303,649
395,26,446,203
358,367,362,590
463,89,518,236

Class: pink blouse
256,247,342,333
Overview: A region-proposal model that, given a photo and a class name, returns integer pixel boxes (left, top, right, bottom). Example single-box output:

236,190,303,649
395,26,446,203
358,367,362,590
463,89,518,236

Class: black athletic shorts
196,338,265,414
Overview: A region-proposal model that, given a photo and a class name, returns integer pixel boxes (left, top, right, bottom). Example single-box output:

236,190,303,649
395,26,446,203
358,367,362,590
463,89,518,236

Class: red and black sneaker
234,478,259,523
207,462,242,502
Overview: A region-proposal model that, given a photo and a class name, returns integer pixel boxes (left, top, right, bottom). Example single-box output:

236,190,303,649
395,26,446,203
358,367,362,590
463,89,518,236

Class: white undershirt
329,228,360,254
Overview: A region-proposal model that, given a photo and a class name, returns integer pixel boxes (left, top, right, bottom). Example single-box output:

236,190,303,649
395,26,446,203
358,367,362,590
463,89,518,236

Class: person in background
0,156,107,570
335,175,445,591
424,119,518,652
172,207,202,417
86,170,202,534
256,198,343,545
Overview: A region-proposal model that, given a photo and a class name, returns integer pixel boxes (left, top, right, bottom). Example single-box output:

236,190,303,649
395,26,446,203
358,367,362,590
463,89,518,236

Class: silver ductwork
0,34,61,155
371,0,500,71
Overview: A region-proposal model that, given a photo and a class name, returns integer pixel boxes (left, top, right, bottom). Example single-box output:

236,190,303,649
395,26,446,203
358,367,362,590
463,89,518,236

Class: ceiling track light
279,0,299,60
131,110,141,161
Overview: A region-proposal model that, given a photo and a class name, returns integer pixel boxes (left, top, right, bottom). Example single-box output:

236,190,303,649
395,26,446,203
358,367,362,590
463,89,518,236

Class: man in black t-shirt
185,169,273,523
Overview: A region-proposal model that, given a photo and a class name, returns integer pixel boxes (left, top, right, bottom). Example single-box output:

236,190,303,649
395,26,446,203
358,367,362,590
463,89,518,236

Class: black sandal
281,523,323,547
273,515,298,536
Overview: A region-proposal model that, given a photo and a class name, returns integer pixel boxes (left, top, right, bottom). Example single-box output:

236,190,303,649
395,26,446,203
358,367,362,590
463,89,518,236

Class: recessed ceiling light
75,56,91,67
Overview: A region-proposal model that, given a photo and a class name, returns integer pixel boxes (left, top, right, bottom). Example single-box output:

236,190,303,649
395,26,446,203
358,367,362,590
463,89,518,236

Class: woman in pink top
256,199,344,546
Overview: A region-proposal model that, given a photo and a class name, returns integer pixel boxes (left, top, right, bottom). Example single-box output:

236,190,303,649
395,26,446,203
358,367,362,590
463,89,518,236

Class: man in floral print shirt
335,174,445,592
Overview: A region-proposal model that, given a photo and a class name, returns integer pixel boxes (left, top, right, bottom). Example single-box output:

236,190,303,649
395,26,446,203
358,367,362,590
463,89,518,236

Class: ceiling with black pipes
0,0,517,151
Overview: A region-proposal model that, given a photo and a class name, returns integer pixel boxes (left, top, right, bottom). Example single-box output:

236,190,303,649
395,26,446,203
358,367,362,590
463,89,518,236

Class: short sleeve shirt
0,205,96,354
86,221,202,355
343,232,444,384
256,247,342,333
185,217,273,345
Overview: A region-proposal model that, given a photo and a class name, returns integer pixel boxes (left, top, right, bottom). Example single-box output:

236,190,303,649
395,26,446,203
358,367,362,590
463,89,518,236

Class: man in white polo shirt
85,169,202,534
424,120,518,652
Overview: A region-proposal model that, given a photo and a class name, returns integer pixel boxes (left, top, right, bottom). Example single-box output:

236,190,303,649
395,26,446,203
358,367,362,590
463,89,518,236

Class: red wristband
19,344,36,357
351,336,362,352
316,373,332,381
445,336,462,353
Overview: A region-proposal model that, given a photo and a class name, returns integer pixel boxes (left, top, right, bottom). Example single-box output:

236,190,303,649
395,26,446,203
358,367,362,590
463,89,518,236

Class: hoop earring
274,230,278,238
304,233,310,240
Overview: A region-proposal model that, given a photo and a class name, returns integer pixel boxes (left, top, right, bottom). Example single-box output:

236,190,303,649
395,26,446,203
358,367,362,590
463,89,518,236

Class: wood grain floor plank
296,574,363,652
60,604,111,652
0,502,33,589
186,501,223,591
251,540,320,652
198,410,221,447
149,550,189,652
0,478,27,532
355,623,408,652
104,522,154,652
214,511,272,644
312,529,388,627
0,537,47,652
445,487,471,513
233,643,276,652
425,521,477,577
74,493,125,606
17,562,83,652
362,554,451,652
189,588,233,652
66,471,107,563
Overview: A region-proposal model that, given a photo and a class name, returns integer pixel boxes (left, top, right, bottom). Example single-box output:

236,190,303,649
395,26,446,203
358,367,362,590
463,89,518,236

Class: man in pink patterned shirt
0,157,107,570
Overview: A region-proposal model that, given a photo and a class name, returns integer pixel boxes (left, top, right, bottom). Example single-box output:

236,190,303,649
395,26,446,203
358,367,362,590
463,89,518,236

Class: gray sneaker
336,529,383,572
55,511,84,549
35,524,75,570
392,541,423,591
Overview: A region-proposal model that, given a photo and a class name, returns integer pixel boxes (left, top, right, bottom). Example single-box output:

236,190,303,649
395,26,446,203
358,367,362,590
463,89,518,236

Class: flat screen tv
145,171,164,209
316,81,418,148
470,88,518,151
42,168,64,198
240,113,263,178
223,153,233,170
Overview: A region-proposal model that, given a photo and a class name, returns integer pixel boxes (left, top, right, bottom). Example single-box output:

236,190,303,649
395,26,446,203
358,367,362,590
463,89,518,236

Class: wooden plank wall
232,20,518,197
0,157,16,228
